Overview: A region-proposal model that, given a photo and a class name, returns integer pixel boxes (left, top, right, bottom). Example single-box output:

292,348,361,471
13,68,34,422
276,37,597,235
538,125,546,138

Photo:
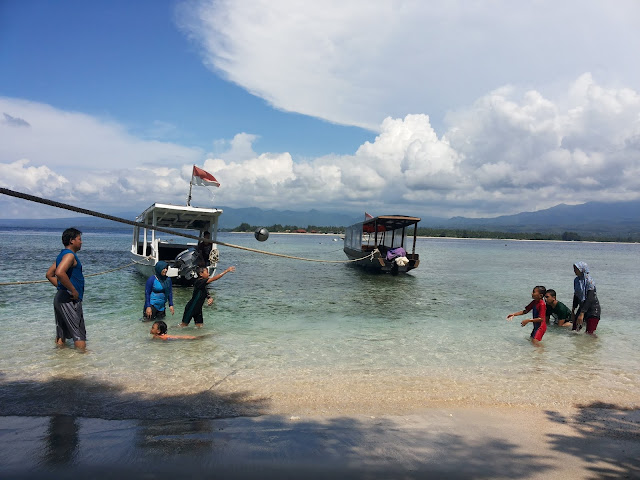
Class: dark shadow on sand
0,375,557,479
1,412,558,479
0,376,268,420
8,377,638,478
545,402,640,479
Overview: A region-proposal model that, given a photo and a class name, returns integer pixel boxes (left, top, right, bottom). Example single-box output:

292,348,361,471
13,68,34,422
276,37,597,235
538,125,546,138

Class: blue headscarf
574,261,596,302
154,261,171,291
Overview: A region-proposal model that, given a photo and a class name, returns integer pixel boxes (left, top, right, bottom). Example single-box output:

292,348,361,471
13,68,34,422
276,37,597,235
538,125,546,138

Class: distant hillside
0,207,361,231
0,200,638,237
215,206,358,229
430,200,640,236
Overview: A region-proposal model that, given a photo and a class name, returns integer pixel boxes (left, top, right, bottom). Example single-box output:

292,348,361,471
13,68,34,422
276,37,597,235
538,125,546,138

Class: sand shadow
0,379,559,478
1,376,618,478
0,376,268,420
0,414,557,479
545,402,640,479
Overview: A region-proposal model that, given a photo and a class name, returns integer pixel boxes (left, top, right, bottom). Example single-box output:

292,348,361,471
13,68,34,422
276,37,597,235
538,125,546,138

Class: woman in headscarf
143,261,174,320
571,261,601,335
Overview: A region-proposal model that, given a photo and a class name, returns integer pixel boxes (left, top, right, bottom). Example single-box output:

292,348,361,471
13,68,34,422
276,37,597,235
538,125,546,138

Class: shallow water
1,229,638,419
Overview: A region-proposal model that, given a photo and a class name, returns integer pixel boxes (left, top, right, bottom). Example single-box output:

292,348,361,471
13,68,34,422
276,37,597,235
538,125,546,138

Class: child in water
150,320,197,340
506,286,547,345
179,265,235,328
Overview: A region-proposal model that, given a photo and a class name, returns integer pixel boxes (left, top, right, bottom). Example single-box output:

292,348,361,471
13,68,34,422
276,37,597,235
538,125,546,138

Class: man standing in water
46,228,86,351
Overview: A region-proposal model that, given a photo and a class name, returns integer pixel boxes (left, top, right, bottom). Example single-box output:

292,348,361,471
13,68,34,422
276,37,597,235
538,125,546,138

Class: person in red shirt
506,286,547,345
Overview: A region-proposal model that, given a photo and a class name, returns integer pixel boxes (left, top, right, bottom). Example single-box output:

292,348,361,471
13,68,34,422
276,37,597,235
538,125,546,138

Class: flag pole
187,166,194,206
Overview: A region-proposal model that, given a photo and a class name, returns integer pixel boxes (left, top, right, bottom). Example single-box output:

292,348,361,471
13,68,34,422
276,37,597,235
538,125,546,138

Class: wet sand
1,405,639,479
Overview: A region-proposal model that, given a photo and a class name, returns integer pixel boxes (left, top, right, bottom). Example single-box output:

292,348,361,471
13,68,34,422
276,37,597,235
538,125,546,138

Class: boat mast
186,178,194,206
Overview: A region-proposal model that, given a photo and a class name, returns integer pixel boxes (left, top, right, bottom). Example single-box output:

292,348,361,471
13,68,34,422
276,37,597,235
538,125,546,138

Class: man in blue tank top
46,227,86,351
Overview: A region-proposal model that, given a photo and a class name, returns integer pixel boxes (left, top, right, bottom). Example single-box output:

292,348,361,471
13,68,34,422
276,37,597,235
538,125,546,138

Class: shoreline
226,230,640,244
2,405,638,478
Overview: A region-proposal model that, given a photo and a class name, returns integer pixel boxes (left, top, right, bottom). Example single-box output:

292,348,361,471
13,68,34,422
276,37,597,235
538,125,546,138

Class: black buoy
254,227,269,242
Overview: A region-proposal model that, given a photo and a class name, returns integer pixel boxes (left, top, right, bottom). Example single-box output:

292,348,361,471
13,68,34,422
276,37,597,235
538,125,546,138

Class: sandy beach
1,404,639,479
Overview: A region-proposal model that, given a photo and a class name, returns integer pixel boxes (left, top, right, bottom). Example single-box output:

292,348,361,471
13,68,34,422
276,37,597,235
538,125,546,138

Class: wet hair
62,227,82,246
196,266,207,276
546,289,556,298
533,286,546,296
153,320,168,335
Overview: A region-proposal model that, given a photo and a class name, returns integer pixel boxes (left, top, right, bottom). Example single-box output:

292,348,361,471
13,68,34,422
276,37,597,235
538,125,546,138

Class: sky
1,0,640,220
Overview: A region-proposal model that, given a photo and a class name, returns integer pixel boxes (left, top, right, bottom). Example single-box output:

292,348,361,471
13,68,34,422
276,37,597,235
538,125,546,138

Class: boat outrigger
130,203,222,285
343,215,420,273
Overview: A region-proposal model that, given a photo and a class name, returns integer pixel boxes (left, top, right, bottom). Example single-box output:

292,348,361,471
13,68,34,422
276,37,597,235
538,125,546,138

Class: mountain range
0,200,638,237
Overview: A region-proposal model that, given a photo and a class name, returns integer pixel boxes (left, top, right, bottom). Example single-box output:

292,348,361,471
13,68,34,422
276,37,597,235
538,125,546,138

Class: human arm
144,276,154,318
572,293,580,313
506,310,525,321
571,293,581,325
521,302,545,327
46,262,58,287
55,253,79,300
575,290,597,326
166,279,174,314
206,266,235,284
507,304,531,321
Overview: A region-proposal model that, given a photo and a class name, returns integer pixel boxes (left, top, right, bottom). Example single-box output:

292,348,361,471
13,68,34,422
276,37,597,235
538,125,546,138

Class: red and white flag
192,165,220,187
364,212,374,219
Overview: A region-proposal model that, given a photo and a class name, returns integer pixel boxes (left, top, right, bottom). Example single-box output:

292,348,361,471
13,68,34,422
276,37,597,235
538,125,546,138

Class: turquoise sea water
0,229,638,419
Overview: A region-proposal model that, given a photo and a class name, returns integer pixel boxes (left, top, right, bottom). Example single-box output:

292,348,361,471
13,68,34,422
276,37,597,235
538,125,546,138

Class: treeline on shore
226,223,639,243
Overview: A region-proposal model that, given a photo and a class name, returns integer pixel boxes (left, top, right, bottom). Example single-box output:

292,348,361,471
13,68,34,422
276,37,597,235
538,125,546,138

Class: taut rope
0,188,375,265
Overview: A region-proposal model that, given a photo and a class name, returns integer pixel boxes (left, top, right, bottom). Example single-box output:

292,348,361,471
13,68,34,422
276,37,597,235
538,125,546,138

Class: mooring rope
0,187,375,265
0,261,136,286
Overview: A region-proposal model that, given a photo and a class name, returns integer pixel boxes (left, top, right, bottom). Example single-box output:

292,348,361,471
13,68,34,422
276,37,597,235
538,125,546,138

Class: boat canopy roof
136,203,223,230
362,215,421,233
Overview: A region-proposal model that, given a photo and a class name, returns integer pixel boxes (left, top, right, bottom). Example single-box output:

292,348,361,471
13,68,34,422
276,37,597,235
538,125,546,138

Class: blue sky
0,0,371,157
1,0,640,219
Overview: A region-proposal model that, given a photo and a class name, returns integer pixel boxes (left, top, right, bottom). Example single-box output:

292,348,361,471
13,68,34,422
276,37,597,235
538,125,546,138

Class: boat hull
343,246,419,274
129,250,217,286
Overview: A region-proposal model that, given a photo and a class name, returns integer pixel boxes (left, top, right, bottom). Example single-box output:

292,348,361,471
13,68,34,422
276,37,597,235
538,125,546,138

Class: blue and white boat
129,203,222,285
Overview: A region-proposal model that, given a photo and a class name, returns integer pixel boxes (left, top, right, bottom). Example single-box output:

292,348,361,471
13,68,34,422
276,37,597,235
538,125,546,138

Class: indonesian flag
192,166,220,187
364,212,374,219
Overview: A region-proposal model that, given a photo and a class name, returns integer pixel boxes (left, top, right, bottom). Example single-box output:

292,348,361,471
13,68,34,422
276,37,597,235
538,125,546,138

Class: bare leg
74,340,86,352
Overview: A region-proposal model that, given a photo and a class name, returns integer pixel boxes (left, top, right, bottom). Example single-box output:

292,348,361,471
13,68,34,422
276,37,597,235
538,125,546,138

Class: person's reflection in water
42,415,79,466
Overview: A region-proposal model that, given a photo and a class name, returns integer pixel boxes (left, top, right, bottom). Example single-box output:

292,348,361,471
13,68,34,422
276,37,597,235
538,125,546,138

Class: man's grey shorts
54,290,86,341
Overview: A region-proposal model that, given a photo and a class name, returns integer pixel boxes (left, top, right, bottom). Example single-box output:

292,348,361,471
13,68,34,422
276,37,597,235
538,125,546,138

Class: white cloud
1,74,640,219
178,0,640,132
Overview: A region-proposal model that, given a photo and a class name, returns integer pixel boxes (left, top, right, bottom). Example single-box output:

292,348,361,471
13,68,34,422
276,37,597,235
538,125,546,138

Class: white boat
343,215,420,274
129,203,222,285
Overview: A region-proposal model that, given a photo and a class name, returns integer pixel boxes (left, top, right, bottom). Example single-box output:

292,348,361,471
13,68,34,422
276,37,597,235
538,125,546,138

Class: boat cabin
343,215,421,273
